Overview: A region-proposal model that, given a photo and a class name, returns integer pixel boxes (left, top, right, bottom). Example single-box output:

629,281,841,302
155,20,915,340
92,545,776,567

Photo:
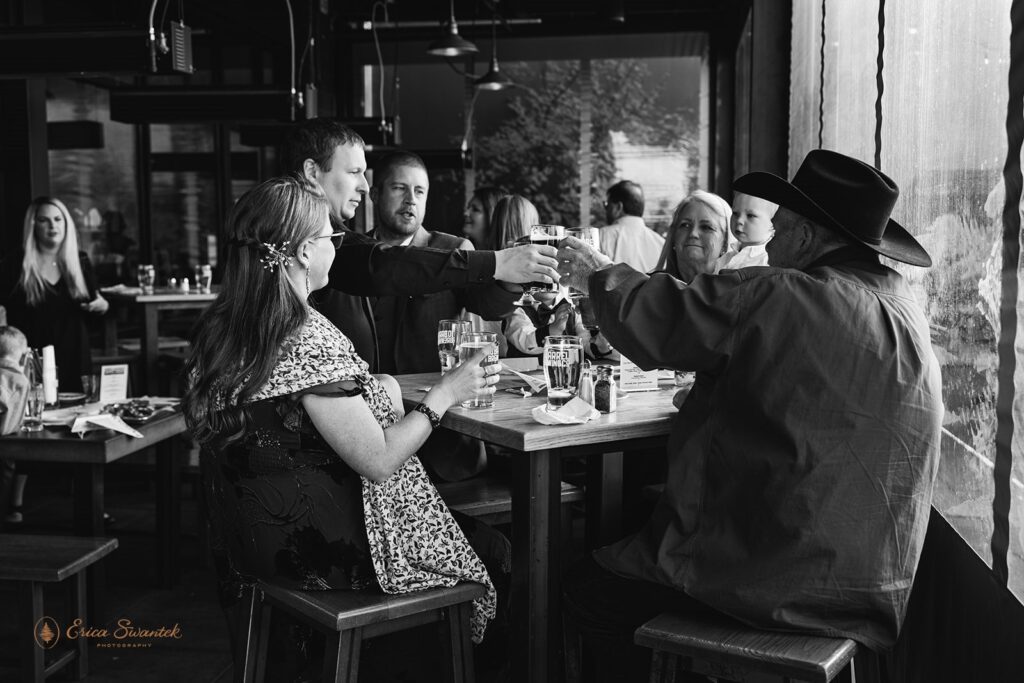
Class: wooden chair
0,534,118,682
238,580,487,683
634,611,880,683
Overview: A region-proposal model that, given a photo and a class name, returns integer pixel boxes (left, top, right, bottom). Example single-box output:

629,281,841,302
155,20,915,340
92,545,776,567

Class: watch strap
412,402,442,429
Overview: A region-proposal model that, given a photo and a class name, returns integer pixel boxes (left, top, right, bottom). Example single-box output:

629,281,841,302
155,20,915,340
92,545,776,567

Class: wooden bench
635,611,879,683
0,534,118,682
239,580,487,683
435,474,584,526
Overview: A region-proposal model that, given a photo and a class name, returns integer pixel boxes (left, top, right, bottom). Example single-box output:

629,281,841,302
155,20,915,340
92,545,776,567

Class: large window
790,0,1022,598
358,34,706,237
46,79,138,286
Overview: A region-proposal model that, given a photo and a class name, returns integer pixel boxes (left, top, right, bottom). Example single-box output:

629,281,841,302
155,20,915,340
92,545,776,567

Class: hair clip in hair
259,241,293,270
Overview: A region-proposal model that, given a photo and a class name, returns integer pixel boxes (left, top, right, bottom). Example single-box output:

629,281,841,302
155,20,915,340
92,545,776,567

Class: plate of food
102,399,161,424
57,391,87,405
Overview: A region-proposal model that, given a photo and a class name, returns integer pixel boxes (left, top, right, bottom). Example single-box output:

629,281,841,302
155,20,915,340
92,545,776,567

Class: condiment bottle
577,361,594,406
594,364,617,414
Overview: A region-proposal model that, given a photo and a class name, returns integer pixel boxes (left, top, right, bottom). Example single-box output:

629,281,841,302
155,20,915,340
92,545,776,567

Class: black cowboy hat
733,149,931,267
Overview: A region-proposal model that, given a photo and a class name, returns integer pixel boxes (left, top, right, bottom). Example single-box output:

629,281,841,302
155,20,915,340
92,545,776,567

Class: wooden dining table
0,408,189,620
101,287,217,394
395,371,680,683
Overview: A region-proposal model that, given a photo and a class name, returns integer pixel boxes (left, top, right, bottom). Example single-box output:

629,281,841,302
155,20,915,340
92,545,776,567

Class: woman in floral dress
183,175,504,678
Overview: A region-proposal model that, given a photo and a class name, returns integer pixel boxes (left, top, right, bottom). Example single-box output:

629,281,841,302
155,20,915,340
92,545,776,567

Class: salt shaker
593,365,617,414
577,361,594,406
180,277,191,293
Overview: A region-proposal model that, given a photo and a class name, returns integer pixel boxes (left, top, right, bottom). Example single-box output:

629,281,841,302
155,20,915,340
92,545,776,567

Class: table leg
142,305,160,395
585,451,623,550
18,580,44,683
103,315,119,355
73,463,106,622
156,439,182,588
511,449,562,683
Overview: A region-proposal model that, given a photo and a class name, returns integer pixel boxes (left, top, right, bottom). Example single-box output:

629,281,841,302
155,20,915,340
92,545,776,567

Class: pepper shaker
593,364,617,414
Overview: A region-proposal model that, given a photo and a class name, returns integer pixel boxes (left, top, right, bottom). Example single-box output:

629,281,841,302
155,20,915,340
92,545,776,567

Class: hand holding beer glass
458,331,499,408
543,335,584,412
515,224,565,306
438,319,472,375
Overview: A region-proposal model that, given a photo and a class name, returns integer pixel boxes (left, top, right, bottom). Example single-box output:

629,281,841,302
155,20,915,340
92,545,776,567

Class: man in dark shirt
282,118,558,370
367,150,517,481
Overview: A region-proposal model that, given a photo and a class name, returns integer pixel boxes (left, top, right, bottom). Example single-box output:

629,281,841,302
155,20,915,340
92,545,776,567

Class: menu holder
618,355,659,392
99,364,130,403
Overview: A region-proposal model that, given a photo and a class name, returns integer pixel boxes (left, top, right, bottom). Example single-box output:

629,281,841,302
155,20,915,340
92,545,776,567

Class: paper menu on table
99,364,130,403
618,355,659,392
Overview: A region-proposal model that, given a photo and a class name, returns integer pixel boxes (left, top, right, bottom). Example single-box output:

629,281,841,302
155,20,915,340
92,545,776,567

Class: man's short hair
607,180,645,217
281,118,365,175
372,150,428,187
0,326,27,361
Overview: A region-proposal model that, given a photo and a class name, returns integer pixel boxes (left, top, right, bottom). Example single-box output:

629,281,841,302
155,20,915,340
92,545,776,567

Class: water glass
543,335,584,412
194,264,213,293
22,383,44,431
81,374,101,403
137,264,155,293
458,331,498,409
438,319,472,375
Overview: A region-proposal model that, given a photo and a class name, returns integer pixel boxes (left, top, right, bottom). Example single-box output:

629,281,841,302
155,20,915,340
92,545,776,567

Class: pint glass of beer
515,224,565,306
458,331,499,408
543,335,583,412
438,319,472,375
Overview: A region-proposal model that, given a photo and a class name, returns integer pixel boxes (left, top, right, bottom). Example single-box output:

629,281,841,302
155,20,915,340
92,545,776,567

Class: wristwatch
412,402,442,430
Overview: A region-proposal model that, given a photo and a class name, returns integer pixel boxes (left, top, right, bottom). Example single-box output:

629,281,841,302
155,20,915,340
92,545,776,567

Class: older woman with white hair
654,190,734,283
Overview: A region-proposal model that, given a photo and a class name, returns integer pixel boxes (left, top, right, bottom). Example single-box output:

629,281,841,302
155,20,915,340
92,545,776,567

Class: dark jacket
319,224,497,372
371,228,517,375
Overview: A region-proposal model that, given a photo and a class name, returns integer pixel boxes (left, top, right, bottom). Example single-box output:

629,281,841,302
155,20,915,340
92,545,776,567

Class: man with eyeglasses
601,179,665,273
282,118,559,371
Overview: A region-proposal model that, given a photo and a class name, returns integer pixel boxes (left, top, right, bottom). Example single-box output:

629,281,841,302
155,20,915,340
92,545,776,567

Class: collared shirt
717,243,769,270
600,215,665,273
589,254,942,651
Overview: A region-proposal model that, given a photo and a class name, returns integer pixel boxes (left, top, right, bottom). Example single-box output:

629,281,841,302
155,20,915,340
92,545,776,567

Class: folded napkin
531,397,600,425
71,414,144,438
502,363,547,393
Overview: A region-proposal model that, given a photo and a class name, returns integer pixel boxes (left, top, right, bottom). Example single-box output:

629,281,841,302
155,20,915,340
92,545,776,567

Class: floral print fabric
224,308,495,640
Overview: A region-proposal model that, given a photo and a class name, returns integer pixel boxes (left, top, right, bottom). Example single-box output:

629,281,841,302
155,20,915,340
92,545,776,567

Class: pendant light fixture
474,8,513,91
427,0,478,58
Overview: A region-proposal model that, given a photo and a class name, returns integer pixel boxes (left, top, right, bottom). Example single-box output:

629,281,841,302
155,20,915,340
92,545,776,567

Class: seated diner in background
182,175,506,678
584,190,734,362
556,150,942,682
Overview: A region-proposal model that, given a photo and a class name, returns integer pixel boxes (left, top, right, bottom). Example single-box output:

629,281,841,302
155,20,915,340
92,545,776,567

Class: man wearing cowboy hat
558,150,943,680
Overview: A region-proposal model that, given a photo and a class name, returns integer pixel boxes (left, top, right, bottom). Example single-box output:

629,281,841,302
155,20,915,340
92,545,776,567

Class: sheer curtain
788,0,1023,599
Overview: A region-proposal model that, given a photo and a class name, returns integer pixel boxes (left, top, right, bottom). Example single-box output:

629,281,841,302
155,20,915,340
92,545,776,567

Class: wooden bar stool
239,580,487,683
0,534,118,682
634,611,880,683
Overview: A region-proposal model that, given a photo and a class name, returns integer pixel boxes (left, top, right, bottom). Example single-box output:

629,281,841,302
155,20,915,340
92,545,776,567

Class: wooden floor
0,461,515,682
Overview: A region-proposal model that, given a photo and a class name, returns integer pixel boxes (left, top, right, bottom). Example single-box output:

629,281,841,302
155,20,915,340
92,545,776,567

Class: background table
102,288,217,394
396,371,679,683
0,409,189,618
